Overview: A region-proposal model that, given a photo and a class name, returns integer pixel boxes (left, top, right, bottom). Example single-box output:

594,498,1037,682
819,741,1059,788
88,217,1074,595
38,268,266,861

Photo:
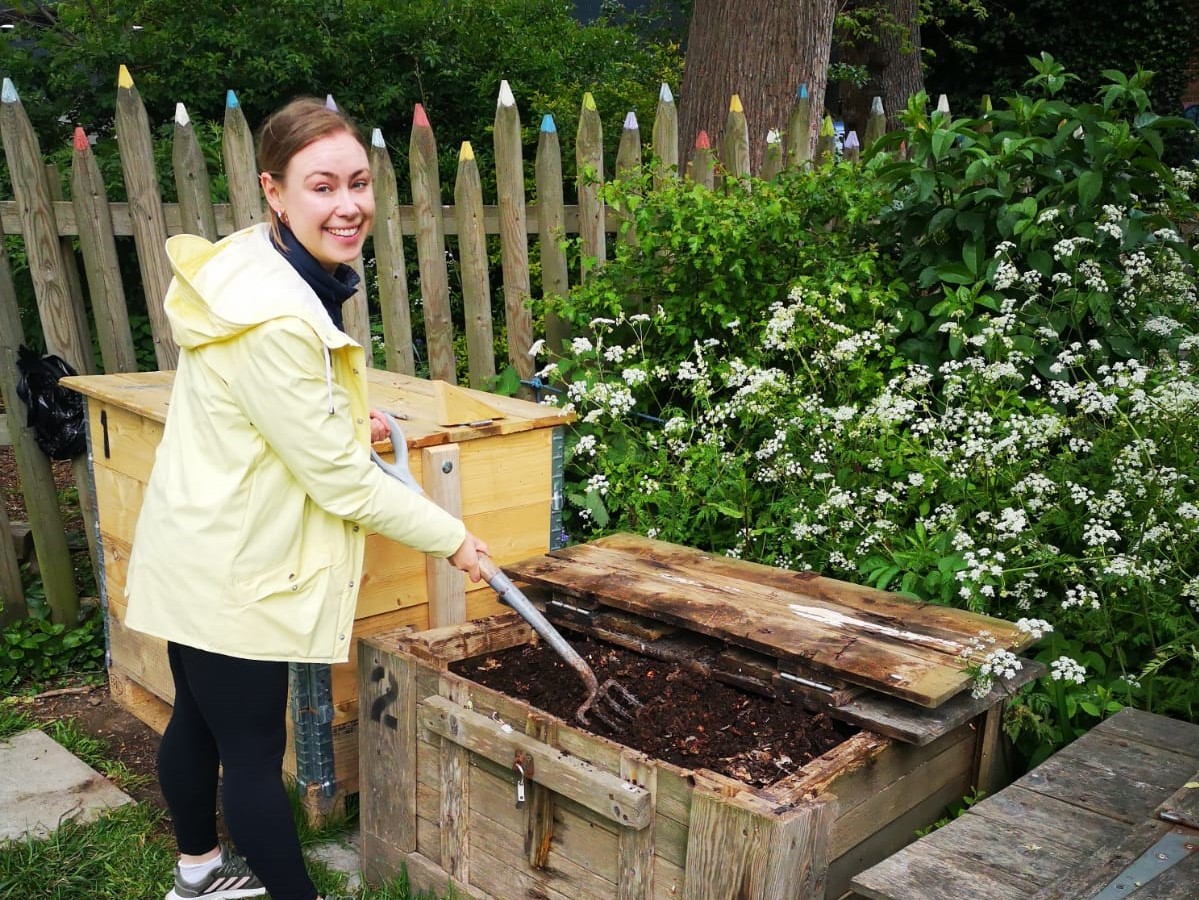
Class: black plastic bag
15,346,86,460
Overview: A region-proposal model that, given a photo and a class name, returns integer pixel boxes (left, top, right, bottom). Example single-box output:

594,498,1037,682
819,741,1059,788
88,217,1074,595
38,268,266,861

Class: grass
0,699,443,899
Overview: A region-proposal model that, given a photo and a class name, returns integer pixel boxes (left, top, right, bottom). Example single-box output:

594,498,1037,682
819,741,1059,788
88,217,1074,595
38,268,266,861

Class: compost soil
453,635,854,787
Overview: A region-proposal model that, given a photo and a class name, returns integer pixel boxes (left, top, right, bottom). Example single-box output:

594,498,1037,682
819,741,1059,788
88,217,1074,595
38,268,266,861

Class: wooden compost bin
62,369,569,817
359,534,1042,900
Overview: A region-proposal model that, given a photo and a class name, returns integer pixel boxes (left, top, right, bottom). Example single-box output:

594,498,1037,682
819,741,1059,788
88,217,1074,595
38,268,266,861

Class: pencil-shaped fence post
369,129,415,375
493,81,534,390
173,103,218,240
409,103,455,383
786,83,812,169
978,94,993,135
816,114,836,165
72,127,137,373
115,66,177,369
689,130,714,190
44,162,92,371
863,96,886,154
535,114,570,356
721,94,750,183
576,92,606,283
454,142,495,390
651,82,678,190
0,79,94,374
760,128,783,181
223,90,263,230
0,214,78,623
615,110,641,247
843,131,861,164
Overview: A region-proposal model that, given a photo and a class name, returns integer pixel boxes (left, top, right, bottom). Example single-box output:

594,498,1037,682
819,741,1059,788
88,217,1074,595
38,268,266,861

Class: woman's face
261,130,374,272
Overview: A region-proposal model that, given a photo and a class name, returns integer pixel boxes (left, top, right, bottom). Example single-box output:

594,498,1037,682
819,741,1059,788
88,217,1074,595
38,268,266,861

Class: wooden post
222,90,263,230
535,114,570,356
936,93,952,120
172,103,219,241
576,92,606,283
760,129,783,181
115,66,178,370
689,130,715,190
0,488,24,624
44,163,92,374
721,94,750,183
842,131,861,164
0,216,78,623
816,114,836,165
863,96,886,153
409,103,455,384
615,111,641,247
342,257,372,357
493,81,534,391
618,751,656,899
369,129,415,375
421,444,465,628
786,83,812,169
453,142,495,390
524,713,559,869
0,79,93,373
651,82,678,190
71,127,137,374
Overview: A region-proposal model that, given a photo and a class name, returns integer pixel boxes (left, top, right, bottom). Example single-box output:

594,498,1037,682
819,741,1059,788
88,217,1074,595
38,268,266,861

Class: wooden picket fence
0,66,888,620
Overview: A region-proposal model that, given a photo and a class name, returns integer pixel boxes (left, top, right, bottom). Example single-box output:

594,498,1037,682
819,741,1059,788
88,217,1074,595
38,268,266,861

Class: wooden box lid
62,369,572,448
505,533,1043,745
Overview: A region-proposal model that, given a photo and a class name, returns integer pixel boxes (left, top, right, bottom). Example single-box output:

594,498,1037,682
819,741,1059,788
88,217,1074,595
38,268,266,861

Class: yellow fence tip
117,65,133,89
729,94,743,114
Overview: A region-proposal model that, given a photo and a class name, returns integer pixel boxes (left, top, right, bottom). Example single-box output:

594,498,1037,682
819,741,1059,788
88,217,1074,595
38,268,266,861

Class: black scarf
271,222,360,331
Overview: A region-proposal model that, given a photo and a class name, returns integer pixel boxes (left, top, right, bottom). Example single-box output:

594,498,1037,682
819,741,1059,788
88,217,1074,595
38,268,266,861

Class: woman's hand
449,532,489,583
369,408,389,443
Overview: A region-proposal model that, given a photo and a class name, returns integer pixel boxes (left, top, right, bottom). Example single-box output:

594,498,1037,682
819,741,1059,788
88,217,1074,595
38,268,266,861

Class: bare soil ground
454,635,854,787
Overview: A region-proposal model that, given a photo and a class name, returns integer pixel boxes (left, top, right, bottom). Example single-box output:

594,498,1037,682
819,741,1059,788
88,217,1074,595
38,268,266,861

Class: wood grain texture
172,112,219,240
221,98,263,229
576,94,606,282
421,443,465,628
454,146,495,390
409,111,455,384
368,136,415,375
651,85,679,191
492,88,534,387
534,119,570,355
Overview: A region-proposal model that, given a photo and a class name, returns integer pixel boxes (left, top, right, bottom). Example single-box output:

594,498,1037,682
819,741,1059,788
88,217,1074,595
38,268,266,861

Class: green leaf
1078,170,1102,208
962,238,985,277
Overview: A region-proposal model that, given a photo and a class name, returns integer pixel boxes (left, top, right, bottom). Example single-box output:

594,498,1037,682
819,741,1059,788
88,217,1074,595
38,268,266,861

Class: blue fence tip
226,89,239,110
540,113,557,133
798,83,809,100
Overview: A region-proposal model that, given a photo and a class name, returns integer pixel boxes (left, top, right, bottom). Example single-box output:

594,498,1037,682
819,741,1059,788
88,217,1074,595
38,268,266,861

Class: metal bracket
289,662,336,798
1092,828,1198,899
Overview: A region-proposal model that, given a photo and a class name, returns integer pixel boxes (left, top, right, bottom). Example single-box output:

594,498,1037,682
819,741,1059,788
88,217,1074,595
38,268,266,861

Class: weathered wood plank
440,677,471,883
1014,731,1199,825
651,83,679,190
421,443,465,628
618,749,655,899
535,114,570,356
1092,706,1199,760
172,104,219,241
576,92,605,282
418,694,652,829
0,497,24,623
1156,768,1199,828
966,785,1129,854
851,834,1037,900
493,81,534,390
1030,818,1189,900
682,779,834,900
358,639,418,853
368,129,415,376
524,712,558,869
454,142,495,391
221,91,264,230
408,104,455,384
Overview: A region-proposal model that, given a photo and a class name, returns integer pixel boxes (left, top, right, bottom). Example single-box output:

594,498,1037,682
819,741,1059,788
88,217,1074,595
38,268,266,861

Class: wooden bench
850,707,1199,900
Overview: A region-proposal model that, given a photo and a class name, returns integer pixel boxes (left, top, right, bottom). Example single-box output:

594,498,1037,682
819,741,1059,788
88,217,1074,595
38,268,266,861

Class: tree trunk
680,0,837,173
838,0,924,143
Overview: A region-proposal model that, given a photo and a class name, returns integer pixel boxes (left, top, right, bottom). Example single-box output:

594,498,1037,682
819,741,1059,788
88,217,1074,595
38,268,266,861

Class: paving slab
0,728,134,842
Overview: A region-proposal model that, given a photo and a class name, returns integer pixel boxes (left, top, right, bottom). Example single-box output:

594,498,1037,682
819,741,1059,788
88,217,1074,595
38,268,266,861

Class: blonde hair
257,98,368,244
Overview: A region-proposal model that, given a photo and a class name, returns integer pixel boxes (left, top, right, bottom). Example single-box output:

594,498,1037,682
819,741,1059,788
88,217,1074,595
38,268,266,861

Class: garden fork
369,412,642,728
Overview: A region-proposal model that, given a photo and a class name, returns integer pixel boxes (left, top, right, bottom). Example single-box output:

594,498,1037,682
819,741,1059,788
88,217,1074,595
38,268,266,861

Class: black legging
158,641,318,900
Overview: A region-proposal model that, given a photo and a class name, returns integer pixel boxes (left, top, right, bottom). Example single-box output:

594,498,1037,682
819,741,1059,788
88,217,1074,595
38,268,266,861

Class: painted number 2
369,665,399,731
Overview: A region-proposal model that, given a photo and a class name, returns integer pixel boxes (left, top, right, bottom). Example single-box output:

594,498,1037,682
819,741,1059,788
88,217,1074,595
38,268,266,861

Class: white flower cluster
1015,617,1053,640
1062,584,1100,611
1050,656,1086,684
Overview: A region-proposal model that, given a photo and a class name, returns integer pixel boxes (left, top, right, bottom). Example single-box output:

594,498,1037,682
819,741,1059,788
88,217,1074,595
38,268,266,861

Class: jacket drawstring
322,344,335,414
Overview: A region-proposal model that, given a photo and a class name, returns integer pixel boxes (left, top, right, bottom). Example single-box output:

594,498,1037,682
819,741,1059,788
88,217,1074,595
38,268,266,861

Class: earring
278,209,289,226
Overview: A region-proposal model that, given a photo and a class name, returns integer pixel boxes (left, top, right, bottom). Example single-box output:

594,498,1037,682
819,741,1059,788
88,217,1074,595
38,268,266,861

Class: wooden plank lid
505,533,1035,710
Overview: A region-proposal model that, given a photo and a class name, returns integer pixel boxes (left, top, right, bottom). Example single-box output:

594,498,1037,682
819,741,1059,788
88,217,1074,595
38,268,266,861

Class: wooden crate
359,536,1043,900
63,369,569,817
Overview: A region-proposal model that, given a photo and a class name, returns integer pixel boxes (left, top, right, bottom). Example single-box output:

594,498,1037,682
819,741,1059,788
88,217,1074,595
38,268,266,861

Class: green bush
1,585,106,692
548,60,1199,766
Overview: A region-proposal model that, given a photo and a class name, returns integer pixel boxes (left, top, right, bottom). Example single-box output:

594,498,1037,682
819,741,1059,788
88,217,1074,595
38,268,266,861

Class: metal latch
1092,827,1198,899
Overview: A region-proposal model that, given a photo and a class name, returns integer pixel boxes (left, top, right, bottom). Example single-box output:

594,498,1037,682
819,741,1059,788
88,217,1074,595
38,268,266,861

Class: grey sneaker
164,843,266,899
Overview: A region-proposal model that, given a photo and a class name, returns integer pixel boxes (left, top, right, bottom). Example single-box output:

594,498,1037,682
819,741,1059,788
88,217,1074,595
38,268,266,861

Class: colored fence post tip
871,96,884,116
582,92,596,111
729,94,743,114
174,103,190,127
623,111,638,130
695,130,711,149
659,82,674,103
766,129,780,145
937,94,951,115
226,89,239,110
371,127,385,148
844,131,860,151
798,83,808,100
1,77,17,104
73,126,89,151
497,79,516,108
117,65,133,89
325,94,338,111
980,94,993,114
413,103,430,129
460,141,474,162
540,113,556,134
820,115,834,137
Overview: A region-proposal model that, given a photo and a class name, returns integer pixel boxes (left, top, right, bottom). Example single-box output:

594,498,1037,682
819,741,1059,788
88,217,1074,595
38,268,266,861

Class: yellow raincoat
124,224,466,662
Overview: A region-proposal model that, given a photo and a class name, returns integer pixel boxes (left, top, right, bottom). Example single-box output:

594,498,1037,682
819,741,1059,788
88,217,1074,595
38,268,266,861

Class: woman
125,98,487,900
